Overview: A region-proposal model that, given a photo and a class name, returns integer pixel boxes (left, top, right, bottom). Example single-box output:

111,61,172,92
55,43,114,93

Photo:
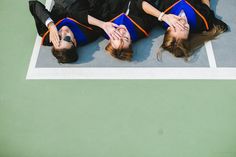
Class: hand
162,14,187,31
102,22,122,40
48,22,60,47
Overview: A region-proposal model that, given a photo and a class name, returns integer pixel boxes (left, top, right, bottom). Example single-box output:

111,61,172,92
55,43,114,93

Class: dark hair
161,31,190,61
105,40,133,61
51,45,78,63
159,25,226,61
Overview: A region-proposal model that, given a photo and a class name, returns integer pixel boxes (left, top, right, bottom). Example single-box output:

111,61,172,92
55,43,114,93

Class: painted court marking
26,0,236,80
205,41,217,68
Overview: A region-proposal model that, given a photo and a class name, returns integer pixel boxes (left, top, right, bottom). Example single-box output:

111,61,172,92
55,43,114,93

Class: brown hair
159,25,226,61
51,45,78,63
105,40,133,61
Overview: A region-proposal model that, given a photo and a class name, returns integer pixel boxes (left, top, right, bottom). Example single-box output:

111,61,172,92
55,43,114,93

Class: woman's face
110,25,131,49
168,16,190,40
54,26,77,49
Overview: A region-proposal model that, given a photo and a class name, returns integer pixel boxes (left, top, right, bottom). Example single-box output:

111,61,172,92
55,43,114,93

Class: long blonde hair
158,25,226,61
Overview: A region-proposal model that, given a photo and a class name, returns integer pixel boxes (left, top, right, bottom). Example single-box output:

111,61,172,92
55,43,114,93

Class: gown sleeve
194,2,228,31
65,0,91,26
29,0,51,25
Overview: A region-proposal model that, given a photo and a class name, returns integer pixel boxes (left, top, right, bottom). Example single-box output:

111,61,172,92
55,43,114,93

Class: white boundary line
205,41,217,68
45,0,53,10
26,0,236,80
27,67,236,80
26,0,53,80
26,34,41,80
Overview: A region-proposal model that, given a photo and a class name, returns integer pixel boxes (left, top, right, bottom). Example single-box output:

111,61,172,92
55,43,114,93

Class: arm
141,1,162,20
88,15,121,40
141,1,186,30
29,0,59,46
29,0,52,26
88,15,108,30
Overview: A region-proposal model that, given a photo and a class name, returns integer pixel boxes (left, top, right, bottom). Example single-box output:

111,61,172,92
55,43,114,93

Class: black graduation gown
90,0,157,40
136,0,228,33
29,0,99,46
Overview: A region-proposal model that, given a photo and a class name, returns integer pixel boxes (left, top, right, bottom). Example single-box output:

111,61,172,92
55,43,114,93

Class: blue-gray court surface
27,0,236,79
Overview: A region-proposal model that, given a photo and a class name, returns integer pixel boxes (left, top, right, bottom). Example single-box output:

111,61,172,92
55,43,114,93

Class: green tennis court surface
1,0,236,157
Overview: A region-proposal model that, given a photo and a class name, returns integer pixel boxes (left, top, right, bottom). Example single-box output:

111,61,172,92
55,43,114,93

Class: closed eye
123,37,129,42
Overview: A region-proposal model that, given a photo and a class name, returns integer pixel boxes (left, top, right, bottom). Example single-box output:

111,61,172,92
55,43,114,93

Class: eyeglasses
59,35,75,46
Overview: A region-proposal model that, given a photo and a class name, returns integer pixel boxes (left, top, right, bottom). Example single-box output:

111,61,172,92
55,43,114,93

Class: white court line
205,41,217,68
45,0,53,10
27,67,236,80
26,35,41,79
26,0,236,80
26,0,53,79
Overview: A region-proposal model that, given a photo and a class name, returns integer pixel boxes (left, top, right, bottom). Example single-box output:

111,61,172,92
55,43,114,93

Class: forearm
29,1,51,25
201,0,210,7
142,1,162,19
88,15,120,39
88,15,105,29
